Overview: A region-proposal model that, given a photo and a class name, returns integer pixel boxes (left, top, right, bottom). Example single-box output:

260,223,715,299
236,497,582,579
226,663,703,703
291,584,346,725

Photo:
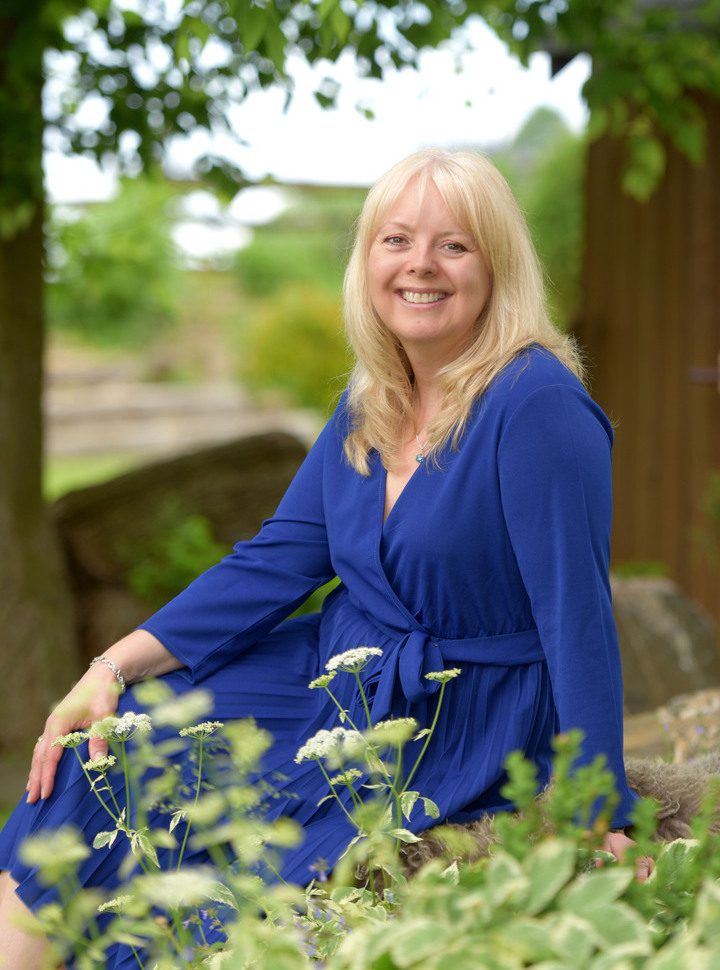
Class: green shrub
47,177,180,347
239,282,351,412
124,507,228,609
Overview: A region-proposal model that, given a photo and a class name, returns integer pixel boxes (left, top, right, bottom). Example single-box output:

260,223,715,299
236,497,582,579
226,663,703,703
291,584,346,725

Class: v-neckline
380,458,424,530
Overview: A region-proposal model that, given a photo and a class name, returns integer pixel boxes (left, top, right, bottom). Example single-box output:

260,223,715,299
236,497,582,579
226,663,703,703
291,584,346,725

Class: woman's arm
27,628,181,803
497,382,638,829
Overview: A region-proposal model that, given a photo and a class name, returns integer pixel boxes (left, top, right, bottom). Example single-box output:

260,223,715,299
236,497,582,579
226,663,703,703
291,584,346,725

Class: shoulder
487,344,614,446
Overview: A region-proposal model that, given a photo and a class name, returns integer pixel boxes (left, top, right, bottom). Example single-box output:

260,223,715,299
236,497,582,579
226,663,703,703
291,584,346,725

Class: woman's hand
600,829,654,882
26,663,122,804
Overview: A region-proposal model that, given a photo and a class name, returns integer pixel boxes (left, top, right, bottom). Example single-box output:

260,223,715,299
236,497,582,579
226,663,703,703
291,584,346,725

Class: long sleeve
138,408,339,682
497,383,638,827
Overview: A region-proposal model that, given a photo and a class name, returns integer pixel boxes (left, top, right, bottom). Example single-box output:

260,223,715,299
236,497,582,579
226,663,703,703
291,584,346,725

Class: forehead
375,175,470,233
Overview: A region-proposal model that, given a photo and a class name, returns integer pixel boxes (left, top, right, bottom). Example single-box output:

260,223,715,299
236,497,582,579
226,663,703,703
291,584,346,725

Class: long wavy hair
342,148,586,474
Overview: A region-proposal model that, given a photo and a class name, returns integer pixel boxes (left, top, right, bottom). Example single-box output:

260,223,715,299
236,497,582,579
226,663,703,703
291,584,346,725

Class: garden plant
18,648,720,969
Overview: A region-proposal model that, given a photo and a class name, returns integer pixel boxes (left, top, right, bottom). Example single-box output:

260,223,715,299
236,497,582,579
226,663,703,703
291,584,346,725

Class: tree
1,0,718,751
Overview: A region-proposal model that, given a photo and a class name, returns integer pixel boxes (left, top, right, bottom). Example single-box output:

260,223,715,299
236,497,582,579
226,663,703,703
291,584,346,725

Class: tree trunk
0,16,80,758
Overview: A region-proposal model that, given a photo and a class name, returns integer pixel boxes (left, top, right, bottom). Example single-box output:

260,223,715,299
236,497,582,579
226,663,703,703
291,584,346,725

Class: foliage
612,561,670,579
235,227,348,298
124,505,228,609
494,108,585,330
239,282,352,411
46,177,181,346
23,674,720,968
3,0,720,236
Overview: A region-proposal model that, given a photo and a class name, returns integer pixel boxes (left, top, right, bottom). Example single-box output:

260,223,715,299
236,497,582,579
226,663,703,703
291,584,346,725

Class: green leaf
241,4,268,51
400,790,419,821
580,903,651,952
389,828,421,844
490,917,555,963
92,830,118,850
169,810,185,834
421,796,440,819
560,867,634,916
484,850,530,910
546,912,597,964
524,838,577,915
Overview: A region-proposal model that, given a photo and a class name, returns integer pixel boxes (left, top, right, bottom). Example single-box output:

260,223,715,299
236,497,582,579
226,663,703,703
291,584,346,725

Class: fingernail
40,787,47,800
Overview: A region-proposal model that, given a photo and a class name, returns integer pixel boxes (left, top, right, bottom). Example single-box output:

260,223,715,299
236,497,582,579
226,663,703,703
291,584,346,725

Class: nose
408,241,437,276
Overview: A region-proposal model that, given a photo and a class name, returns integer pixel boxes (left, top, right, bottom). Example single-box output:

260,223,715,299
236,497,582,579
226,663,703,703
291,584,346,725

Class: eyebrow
378,221,473,238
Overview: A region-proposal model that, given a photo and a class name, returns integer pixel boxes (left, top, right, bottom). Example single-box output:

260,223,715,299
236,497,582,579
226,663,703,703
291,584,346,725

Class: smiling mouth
399,290,448,305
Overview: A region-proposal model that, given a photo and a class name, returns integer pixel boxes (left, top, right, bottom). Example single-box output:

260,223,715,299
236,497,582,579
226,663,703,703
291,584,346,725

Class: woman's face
367,176,492,363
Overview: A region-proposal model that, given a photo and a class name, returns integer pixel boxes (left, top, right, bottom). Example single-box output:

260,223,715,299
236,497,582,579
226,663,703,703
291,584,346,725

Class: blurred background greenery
44,105,584,499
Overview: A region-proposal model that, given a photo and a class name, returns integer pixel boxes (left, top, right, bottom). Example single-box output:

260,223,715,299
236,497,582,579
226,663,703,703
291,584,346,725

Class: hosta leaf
560,867,634,916
483,851,529,910
421,796,440,819
546,912,597,964
580,902,651,952
524,838,577,915
490,917,555,963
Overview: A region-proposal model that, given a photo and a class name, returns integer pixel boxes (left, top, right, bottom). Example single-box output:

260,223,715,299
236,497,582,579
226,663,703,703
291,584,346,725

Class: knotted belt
363,618,546,722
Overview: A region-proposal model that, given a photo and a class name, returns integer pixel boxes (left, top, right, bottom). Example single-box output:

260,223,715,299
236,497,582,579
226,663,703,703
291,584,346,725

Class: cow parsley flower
325,646,383,674
295,727,363,764
308,672,337,689
52,731,89,749
89,712,152,742
83,754,117,773
424,668,461,684
371,717,419,747
179,720,224,739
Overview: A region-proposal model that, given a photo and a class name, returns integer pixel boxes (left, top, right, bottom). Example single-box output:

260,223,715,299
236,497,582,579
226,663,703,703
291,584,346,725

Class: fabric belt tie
365,622,546,723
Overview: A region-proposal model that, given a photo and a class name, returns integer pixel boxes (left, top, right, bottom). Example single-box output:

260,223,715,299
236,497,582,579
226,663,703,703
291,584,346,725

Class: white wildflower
308,672,337,689
295,727,363,764
134,867,219,908
51,731,89,749
152,690,213,728
97,894,133,914
179,720,224,739
328,768,363,786
424,668,462,684
83,754,117,773
371,717,419,747
325,646,383,674
88,711,152,742
20,827,90,874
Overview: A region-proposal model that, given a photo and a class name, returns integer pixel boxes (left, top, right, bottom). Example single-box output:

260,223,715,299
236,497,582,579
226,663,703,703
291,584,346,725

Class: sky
45,16,590,206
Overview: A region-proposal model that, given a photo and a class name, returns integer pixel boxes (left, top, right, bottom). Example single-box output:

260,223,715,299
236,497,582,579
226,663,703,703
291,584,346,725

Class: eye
383,234,407,246
443,241,467,253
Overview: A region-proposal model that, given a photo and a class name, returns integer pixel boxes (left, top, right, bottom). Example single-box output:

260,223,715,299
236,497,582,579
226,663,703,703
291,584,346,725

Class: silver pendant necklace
415,432,428,464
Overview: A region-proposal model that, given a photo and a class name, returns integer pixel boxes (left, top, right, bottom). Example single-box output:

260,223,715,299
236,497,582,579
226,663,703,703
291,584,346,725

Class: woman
0,148,650,965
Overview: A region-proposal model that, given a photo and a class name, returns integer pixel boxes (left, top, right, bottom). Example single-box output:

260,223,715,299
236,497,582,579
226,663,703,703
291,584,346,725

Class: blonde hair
342,147,586,474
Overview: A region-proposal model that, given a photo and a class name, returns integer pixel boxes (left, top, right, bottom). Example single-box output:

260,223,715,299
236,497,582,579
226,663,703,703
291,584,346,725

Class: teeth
401,291,446,304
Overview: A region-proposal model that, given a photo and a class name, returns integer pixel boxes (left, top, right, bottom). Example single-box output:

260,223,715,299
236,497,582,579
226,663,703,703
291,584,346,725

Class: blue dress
0,345,639,963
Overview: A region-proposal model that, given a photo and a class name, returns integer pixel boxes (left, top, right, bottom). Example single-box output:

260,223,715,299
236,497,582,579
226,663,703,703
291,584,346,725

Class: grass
44,453,147,501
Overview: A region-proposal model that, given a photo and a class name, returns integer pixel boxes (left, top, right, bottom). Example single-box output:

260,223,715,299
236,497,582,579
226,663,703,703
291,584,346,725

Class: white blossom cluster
52,731,90,749
325,646,383,674
425,668,462,684
294,727,363,764
88,711,153,742
83,754,117,773
179,720,224,739
371,717,419,747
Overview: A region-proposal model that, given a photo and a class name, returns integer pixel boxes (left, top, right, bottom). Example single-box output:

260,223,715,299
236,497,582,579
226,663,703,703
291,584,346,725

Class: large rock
612,576,720,714
53,431,308,662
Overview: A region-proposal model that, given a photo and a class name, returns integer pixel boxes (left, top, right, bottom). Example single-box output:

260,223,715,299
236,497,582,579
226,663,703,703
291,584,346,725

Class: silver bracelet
90,656,126,694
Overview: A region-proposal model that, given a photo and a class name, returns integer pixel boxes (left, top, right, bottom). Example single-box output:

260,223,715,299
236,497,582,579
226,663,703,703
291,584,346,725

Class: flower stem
317,761,360,829
177,739,204,870
353,671,373,729
401,682,447,796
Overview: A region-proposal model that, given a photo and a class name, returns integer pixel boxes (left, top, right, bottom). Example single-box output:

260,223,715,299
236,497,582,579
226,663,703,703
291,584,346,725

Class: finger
26,736,46,804
87,735,109,760
38,741,65,802
635,857,654,882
